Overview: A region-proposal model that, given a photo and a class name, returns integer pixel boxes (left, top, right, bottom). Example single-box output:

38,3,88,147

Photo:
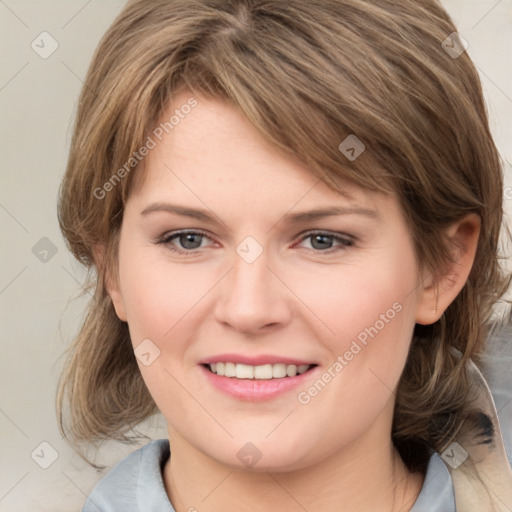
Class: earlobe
92,243,128,322
415,214,480,326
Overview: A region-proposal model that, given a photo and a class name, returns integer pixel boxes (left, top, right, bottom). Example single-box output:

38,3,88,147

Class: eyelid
155,228,219,254
295,228,354,241
157,228,213,243
293,229,355,250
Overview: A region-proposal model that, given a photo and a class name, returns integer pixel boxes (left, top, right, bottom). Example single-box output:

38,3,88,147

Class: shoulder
411,453,455,512
82,439,175,512
480,317,512,458
412,318,512,511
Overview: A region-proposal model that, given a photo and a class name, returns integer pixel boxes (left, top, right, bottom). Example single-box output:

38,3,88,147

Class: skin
105,91,480,512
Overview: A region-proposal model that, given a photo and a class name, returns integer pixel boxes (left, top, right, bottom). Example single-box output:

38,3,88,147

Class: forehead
129,92,382,213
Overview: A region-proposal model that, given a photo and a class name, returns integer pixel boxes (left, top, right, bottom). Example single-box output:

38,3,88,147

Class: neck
163,423,423,512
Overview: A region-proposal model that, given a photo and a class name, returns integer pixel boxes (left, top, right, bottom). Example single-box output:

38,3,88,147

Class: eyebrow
140,202,380,224
284,206,380,222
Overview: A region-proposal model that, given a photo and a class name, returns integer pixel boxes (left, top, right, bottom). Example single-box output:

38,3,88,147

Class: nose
213,250,292,335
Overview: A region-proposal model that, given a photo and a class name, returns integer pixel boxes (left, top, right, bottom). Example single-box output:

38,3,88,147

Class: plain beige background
0,1,511,510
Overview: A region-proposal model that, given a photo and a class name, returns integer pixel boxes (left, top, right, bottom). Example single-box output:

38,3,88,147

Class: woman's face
110,91,428,471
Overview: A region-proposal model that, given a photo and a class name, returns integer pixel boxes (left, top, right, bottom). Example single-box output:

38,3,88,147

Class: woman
57,1,512,510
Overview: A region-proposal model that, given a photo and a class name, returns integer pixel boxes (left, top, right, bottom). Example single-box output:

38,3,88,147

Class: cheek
292,247,419,409
292,254,418,353
288,270,418,461
116,253,214,416
118,251,215,347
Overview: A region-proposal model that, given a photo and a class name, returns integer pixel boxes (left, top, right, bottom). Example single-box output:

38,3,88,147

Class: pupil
180,233,202,249
311,234,332,250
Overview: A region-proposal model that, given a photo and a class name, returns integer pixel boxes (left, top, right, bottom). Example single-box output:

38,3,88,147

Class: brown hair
57,0,510,471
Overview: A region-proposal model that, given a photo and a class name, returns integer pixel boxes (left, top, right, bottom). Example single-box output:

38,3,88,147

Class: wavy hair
57,0,511,471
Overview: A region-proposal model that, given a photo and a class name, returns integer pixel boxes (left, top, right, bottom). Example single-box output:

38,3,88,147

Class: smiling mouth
204,362,317,380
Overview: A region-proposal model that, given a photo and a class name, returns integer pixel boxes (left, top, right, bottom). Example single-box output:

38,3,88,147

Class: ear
92,243,127,322
415,213,480,325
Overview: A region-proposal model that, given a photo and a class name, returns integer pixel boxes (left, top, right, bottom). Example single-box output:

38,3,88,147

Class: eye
154,229,353,254
156,230,216,253
296,231,354,251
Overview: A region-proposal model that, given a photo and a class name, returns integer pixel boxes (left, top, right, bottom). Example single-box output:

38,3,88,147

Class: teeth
224,362,236,377
236,363,254,379
254,364,273,379
272,364,287,378
297,364,309,374
286,365,296,377
208,362,312,379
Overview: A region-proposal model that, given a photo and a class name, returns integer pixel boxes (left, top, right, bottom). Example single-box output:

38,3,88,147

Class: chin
203,434,320,473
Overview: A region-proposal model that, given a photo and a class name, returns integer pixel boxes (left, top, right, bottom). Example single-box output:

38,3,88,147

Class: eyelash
155,229,355,255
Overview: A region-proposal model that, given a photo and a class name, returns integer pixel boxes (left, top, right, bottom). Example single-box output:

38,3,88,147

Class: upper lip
200,354,317,366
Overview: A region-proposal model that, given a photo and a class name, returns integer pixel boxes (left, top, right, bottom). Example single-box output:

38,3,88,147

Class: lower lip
200,365,317,401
